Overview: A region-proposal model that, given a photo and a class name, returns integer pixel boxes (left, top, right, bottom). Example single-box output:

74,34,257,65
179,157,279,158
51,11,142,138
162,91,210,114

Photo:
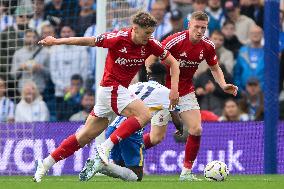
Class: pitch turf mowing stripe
0,175,283,189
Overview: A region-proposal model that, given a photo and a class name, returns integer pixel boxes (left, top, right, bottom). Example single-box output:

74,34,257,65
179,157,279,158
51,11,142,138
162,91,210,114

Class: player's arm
170,111,183,136
164,54,180,108
209,64,238,96
145,55,158,68
38,36,96,47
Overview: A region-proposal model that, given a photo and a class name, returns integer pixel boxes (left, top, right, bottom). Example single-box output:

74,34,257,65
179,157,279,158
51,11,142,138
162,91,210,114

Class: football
204,161,229,181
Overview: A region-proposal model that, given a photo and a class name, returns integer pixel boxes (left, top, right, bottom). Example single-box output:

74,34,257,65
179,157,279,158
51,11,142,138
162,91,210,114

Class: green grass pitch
1,175,283,189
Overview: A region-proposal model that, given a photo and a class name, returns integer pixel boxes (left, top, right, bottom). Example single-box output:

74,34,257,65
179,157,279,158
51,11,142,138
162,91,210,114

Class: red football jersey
95,28,169,88
162,30,218,96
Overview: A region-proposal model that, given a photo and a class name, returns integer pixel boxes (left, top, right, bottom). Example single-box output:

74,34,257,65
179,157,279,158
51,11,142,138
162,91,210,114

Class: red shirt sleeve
95,31,120,48
205,40,218,66
149,38,170,60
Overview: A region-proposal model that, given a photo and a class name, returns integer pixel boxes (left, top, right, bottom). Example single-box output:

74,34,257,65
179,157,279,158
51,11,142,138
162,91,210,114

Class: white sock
103,162,138,181
43,155,56,171
181,167,191,175
102,138,114,151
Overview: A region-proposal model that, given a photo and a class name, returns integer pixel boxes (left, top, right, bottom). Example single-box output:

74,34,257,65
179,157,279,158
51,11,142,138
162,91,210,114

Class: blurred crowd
0,0,283,123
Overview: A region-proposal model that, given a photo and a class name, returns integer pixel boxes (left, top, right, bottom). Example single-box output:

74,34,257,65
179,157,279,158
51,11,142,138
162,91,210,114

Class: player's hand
222,84,238,96
174,129,183,137
38,36,57,46
169,89,179,110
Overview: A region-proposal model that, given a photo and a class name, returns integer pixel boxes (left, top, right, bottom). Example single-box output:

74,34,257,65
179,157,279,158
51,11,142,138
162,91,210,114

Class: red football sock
51,134,81,162
110,117,141,145
184,135,201,169
143,133,155,149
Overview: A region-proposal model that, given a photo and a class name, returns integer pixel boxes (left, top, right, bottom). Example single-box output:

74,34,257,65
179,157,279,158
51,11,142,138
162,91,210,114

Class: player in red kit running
146,11,238,181
33,12,180,182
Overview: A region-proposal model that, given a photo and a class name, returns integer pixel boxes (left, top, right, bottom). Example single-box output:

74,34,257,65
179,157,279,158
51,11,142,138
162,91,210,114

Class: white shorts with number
178,92,200,113
90,85,138,121
151,109,171,127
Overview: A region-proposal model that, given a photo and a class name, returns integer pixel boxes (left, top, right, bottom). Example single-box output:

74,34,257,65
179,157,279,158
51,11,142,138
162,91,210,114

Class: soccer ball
204,161,229,181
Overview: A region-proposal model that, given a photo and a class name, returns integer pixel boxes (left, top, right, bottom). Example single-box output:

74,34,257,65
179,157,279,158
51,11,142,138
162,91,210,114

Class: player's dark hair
190,11,209,21
132,11,157,28
148,62,167,84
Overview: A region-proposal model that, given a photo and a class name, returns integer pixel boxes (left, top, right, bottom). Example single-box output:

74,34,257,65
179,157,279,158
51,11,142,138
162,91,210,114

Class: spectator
44,0,79,34
233,25,264,92
63,74,85,120
74,0,96,37
200,110,219,121
0,77,15,123
210,30,234,74
238,77,264,121
225,0,255,44
151,1,172,40
49,25,89,120
194,64,233,116
15,81,49,122
161,9,184,41
0,6,33,76
221,20,243,58
196,30,235,79
10,29,50,94
41,24,56,39
29,0,50,35
171,0,194,18
240,0,264,28
69,90,95,121
0,2,14,32
206,0,226,35
218,98,249,121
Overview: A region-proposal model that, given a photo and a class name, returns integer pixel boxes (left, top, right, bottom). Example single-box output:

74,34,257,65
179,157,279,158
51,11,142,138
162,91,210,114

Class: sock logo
116,135,122,142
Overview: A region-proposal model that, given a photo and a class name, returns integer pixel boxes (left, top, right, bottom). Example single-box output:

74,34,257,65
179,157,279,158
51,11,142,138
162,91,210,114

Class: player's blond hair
191,11,209,21
132,11,157,28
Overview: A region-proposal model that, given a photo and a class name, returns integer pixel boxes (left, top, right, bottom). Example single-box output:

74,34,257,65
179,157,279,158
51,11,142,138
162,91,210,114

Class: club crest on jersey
180,52,187,57
119,47,127,53
199,50,203,59
141,46,146,56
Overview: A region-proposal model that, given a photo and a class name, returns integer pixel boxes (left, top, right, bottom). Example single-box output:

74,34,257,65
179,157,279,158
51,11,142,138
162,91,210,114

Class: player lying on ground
146,11,238,181
79,62,182,182
33,12,180,182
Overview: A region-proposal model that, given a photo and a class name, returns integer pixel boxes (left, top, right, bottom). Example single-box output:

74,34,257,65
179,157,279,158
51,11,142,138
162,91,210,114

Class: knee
76,131,93,146
188,125,202,136
151,133,165,145
137,111,151,126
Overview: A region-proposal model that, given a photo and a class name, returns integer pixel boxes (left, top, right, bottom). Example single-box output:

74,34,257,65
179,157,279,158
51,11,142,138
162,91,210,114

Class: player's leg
33,115,109,182
79,121,125,181
34,86,113,182
143,125,167,149
97,85,151,164
119,133,145,181
143,109,171,149
80,126,141,182
100,163,139,181
179,93,202,181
